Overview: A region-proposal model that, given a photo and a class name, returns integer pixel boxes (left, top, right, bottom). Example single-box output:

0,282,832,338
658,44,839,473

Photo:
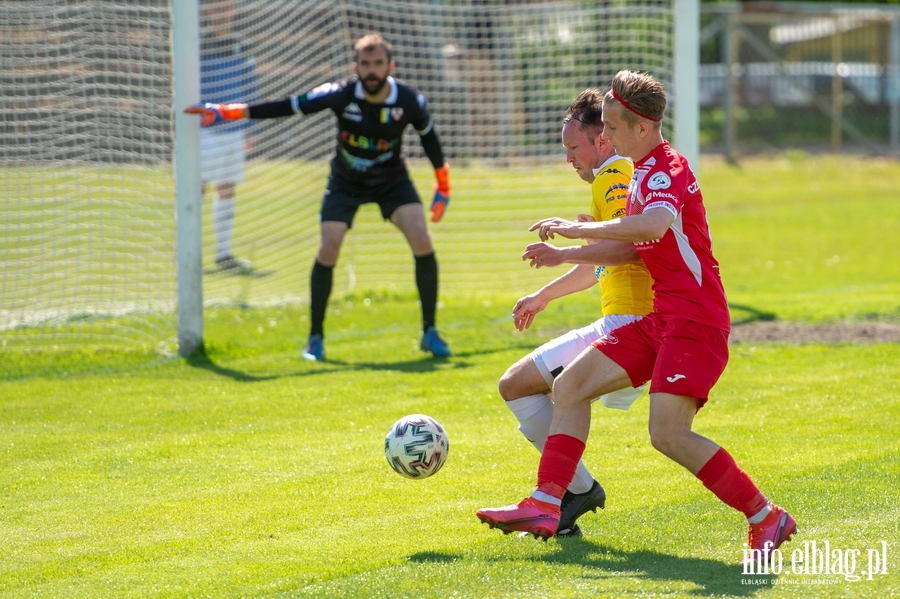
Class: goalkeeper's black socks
309,260,333,337
415,252,439,332
311,256,436,336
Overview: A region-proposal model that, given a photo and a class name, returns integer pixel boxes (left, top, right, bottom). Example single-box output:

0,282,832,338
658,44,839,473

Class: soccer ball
384,414,449,479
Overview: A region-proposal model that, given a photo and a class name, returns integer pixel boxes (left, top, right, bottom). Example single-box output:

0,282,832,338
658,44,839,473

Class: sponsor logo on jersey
342,102,363,122
647,172,671,190
634,238,661,249
340,148,394,171
610,208,626,218
381,107,404,123
340,130,397,151
645,191,677,204
687,180,700,194
605,183,629,202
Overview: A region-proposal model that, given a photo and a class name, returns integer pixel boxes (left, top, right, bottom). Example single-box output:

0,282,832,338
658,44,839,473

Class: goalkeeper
185,33,451,361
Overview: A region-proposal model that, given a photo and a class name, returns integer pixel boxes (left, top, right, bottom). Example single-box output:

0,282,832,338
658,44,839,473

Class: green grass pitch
1,154,899,598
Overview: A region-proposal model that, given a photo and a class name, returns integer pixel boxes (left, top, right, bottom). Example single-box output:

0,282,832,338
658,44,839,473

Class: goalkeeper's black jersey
295,76,442,188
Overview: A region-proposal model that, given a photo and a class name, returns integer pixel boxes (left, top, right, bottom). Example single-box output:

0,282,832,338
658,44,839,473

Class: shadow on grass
407,550,462,564
202,267,275,278
728,303,777,326
184,341,536,381
549,538,770,597
315,342,535,375
408,541,773,597
185,347,279,382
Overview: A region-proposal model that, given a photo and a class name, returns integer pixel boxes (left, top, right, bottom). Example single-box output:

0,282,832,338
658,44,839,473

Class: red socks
534,438,768,519
536,434,586,500
696,447,768,518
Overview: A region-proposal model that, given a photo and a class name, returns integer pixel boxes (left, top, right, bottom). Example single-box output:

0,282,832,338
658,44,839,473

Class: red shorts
591,313,729,408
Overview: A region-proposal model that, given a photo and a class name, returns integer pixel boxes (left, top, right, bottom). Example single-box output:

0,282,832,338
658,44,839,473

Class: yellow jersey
590,156,654,316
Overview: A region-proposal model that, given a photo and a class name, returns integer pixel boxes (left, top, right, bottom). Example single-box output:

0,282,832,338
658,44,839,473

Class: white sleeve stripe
290,95,302,114
644,201,678,218
417,117,434,136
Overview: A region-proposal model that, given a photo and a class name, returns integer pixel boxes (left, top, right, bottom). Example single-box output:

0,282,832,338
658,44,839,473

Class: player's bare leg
548,349,632,440
303,220,348,361
316,220,349,267
478,349,629,538
499,354,606,536
391,202,433,256
499,356,550,400
391,203,449,357
647,392,718,474
650,392,796,563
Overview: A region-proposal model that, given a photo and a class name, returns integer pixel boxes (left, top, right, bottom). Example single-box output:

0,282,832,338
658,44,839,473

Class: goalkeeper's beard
363,75,388,95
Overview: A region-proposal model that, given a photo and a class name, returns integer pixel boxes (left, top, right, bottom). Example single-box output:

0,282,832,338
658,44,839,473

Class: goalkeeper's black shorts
321,173,421,227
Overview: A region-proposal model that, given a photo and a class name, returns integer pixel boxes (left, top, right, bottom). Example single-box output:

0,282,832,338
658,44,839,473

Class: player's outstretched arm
183,103,247,127
522,241,570,269
531,208,674,243
431,163,450,222
529,217,580,241
523,240,639,268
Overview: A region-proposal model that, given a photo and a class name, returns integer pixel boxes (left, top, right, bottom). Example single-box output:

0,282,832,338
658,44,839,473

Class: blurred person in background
197,0,259,272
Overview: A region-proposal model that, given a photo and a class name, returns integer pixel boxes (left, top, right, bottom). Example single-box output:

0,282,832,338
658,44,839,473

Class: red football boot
476,496,560,540
746,504,797,565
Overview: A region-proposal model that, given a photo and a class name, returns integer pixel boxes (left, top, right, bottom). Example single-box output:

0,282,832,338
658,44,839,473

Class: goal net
1,0,675,356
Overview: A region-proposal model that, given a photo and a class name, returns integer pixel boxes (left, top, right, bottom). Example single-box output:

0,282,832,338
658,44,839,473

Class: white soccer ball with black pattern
384,414,449,479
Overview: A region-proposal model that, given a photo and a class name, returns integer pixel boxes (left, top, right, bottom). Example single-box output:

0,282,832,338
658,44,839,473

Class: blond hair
607,70,666,127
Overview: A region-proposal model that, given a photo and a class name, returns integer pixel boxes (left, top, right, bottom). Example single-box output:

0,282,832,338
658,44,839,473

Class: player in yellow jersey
497,88,654,537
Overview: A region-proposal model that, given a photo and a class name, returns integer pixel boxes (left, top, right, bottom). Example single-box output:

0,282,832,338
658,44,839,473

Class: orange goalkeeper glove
431,163,450,223
183,102,247,127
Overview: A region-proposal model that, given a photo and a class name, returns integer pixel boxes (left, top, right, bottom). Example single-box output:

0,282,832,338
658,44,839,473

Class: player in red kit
476,70,795,565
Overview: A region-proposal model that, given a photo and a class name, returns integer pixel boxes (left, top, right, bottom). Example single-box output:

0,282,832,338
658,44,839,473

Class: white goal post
675,0,701,168
2,0,694,359
173,0,204,356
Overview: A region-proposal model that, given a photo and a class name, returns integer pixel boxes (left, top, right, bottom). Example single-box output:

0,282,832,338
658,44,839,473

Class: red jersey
627,141,730,332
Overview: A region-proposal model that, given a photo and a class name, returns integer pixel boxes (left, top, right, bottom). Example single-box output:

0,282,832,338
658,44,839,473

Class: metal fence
699,2,900,157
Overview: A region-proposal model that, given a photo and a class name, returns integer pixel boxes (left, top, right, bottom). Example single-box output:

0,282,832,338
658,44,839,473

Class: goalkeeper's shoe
557,480,606,536
476,496,560,540
420,326,451,358
302,334,325,362
746,504,797,565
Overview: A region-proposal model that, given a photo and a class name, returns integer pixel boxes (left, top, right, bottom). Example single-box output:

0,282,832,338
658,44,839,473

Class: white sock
747,502,772,524
504,394,595,495
212,192,234,260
